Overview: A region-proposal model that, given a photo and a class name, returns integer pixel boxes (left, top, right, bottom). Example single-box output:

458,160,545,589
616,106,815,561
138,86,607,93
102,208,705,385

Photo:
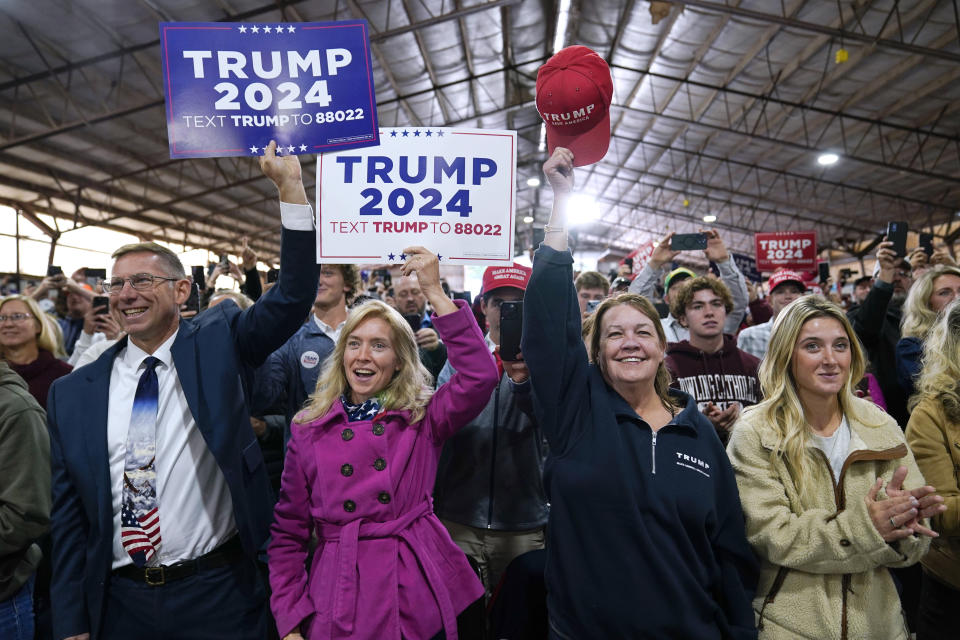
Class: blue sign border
159,20,380,158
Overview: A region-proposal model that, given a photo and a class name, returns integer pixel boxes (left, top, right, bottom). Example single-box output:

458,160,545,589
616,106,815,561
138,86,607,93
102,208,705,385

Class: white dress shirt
313,314,345,343
108,200,314,568
108,331,237,568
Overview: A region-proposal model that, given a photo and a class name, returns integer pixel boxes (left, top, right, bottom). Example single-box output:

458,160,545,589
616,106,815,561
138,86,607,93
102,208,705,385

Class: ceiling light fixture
527,176,541,187
538,123,547,153
703,214,717,223
567,193,601,226
523,215,535,224
817,152,839,166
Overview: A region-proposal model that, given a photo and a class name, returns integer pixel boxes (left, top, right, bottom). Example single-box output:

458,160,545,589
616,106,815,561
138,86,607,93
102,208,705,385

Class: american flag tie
120,356,162,566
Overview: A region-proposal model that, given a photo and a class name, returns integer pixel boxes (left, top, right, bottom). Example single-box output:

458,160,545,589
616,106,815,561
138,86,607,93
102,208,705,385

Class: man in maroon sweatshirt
665,277,761,443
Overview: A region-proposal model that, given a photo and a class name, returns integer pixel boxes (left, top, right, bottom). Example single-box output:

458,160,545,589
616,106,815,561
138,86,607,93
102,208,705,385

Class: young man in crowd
737,270,807,359
574,270,609,318
434,264,548,600
252,264,360,443
46,141,317,640
630,230,748,343
665,277,761,443
392,272,447,380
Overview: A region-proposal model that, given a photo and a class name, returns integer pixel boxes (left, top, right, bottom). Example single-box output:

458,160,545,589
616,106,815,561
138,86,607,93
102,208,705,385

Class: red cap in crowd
482,263,532,294
535,46,613,167
768,269,806,292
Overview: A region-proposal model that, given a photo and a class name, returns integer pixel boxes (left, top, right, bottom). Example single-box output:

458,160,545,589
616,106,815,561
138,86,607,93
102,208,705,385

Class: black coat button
378,491,391,504
373,423,385,436
839,539,851,547
341,463,354,477
342,428,354,441
373,458,386,471
343,500,356,512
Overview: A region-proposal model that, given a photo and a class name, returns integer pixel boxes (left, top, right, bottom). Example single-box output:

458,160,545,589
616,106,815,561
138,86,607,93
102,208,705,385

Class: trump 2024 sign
754,231,817,271
318,127,517,266
159,20,379,158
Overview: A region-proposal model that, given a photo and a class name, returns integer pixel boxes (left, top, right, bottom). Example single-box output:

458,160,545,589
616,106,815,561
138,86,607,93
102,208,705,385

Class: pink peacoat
268,301,498,640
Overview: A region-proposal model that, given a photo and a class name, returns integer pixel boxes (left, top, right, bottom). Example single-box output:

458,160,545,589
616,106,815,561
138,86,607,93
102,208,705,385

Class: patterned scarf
341,394,383,422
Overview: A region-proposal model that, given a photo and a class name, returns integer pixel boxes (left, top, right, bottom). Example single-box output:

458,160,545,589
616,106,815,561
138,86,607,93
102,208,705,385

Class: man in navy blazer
46,142,316,640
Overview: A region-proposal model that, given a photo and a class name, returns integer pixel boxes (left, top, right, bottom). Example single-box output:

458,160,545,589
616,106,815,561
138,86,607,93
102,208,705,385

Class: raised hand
259,140,307,205
543,147,575,195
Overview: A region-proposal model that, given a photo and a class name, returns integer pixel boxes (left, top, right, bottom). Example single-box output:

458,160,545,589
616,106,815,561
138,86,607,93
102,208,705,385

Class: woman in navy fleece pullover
521,147,758,639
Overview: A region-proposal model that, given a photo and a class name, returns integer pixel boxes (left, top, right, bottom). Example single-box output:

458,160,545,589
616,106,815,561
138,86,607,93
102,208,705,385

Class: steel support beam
681,0,960,64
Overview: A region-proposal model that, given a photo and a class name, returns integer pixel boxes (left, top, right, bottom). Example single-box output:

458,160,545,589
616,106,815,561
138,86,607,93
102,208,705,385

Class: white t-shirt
811,415,851,482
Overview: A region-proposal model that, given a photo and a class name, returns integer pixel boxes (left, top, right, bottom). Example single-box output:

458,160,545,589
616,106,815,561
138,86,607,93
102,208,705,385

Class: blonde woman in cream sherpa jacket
727,296,943,640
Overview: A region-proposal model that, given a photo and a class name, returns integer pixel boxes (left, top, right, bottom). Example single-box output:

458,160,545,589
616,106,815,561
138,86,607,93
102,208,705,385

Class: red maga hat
768,269,806,292
536,46,613,167
482,263,532,294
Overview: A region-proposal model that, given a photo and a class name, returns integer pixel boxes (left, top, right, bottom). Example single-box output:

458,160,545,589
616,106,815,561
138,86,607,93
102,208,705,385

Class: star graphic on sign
287,145,295,153
399,253,407,261
287,25,296,33
413,130,421,137
264,25,272,33
437,254,443,261
276,26,285,35
425,130,433,136
249,145,259,154
437,130,445,137
251,25,260,33
389,130,398,137
275,146,283,154
402,130,410,137
238,25,247,33
388,253,396,261
299,144,307,151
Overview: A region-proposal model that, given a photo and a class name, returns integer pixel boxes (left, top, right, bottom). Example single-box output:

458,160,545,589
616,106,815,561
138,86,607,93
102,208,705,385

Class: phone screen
886,221,908,257
670,233,708,251
92,295,110,314
499,301,523,361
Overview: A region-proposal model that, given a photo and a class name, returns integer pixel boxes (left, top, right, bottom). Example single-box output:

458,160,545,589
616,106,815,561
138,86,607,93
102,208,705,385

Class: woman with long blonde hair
727,295,944,639
0,294,72,408
905,299,960,638
896,264,960,397
268,248,498,640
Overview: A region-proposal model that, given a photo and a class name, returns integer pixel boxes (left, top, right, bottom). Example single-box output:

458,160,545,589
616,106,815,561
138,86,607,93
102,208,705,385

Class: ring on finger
889,516,898,530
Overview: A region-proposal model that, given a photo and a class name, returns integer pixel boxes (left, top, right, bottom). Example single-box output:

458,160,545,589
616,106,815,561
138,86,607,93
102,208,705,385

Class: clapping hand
865,466,945,541
883,465,945,537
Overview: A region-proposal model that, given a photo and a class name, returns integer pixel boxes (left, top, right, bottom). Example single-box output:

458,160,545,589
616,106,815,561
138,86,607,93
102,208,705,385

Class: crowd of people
0,136,958,640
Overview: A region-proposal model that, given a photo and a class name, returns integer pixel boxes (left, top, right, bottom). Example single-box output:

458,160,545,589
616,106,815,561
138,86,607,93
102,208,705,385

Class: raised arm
522,148,592,455
703,230,749,332
629,232,677,299
232,141,317,367
405,249,498,441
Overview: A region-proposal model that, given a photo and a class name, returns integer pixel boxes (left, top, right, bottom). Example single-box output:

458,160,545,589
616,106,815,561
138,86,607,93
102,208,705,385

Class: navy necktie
120,356,162,566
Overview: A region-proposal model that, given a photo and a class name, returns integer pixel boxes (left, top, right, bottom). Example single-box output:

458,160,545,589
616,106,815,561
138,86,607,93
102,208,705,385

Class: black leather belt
112,535,245,586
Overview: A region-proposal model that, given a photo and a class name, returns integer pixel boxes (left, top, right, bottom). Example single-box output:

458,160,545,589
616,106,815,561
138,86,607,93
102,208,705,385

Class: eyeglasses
0,312,33,323
102,273,179,294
